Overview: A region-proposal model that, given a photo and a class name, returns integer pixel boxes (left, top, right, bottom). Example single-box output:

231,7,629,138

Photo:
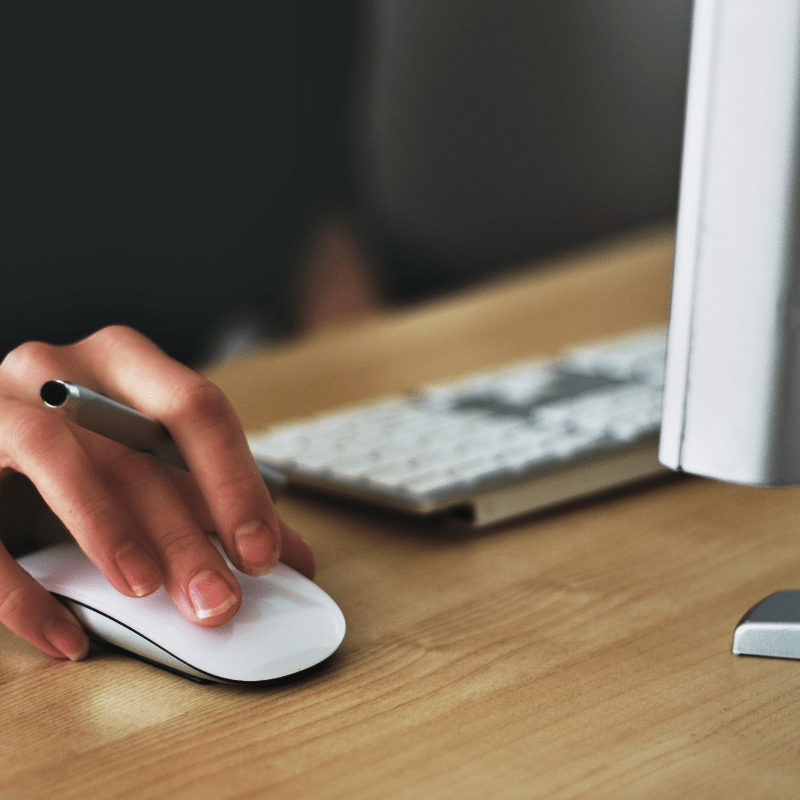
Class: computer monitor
659,0,800,487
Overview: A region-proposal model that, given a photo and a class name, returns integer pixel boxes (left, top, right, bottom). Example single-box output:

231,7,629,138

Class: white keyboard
248,327,670,527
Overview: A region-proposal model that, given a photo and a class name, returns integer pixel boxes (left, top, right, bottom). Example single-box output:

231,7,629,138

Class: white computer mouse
17,542,346,684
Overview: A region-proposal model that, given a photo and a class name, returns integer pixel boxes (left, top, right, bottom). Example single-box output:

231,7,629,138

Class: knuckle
166,379,230,430
64,492,119,536
12,411,63,458
102,450,169,505
80,324,138,347
0,340,56,377
0,583,30,628
104,446,155,484
212,466,259,502
73,325,139,360
160,529,206,564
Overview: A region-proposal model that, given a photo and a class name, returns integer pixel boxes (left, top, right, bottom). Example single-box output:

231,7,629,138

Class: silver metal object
659,0,800,486
659,0,800,661
732,591,800,660
41,380,287,496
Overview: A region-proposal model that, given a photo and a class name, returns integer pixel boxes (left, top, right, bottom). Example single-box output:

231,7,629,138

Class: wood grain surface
4,225,799,799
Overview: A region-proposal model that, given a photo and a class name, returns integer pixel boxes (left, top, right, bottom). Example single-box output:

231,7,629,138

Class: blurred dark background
1,1,692,366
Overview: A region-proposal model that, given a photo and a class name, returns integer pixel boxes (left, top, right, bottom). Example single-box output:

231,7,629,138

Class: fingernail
188,570,238,619
44,614,90,662
234,520,278,576
115,540,163,597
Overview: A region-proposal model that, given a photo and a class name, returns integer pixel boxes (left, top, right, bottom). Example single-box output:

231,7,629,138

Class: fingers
0,327,315,653
66,327,289,576
0,545,89,661
168,468,314,579
0,398,164,598
80,434,242,625
0,325,315,665
277,519,315,579
0,339,95,400
0,386,243,628
1,395,242,627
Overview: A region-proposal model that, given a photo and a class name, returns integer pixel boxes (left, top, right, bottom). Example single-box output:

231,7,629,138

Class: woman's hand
0,325,313,661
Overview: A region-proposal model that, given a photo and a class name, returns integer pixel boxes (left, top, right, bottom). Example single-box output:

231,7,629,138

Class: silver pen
40,380,287,497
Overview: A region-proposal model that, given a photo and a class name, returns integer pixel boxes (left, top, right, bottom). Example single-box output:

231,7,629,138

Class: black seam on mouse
88,637,216,684
51,594,237,684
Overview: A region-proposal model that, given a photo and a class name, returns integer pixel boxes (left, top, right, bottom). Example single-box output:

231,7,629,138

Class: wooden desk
4,225,800,799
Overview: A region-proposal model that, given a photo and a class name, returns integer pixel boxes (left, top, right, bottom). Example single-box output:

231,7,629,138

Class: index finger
68,327,300,578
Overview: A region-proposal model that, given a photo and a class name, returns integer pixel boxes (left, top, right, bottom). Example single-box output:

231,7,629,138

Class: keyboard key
246,326,668,525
